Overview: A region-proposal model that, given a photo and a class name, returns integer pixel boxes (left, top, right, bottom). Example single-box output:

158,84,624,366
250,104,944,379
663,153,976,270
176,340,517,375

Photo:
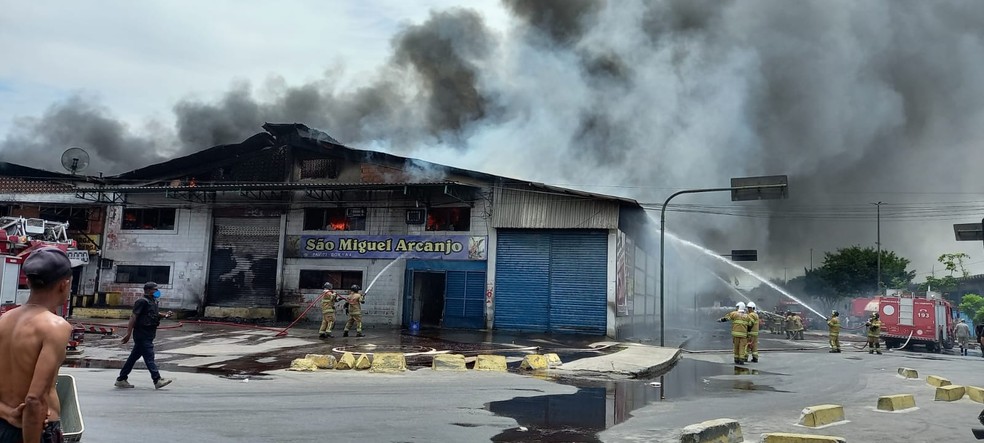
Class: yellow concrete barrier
520,354,549,371
544,353,563,368
72,307,131,319
897,367,918,379
966,386,984,404
474,355,507,372
288,358,318,371
369,352,407,373
935,385,966,402
432,354,467,371
762,433,846,443
305,354,336,369
355,354,372,370
798,404,845,428
335,352,357,370
926,375,951,387
876,394,916,411
679,418,742,443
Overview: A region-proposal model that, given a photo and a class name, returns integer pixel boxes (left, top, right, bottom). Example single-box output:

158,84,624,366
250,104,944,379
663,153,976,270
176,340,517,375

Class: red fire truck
874,294,955,353
0,216,86,350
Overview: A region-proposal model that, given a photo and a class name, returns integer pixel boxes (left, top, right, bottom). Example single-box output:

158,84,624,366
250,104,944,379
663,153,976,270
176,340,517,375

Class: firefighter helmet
323,282,333,290
746,302,756,310
736,302,746,310
351,284,361,292
831,310,839,317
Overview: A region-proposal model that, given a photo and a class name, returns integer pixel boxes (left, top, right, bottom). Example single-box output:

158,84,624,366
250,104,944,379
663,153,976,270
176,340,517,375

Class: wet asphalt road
62,319,983,442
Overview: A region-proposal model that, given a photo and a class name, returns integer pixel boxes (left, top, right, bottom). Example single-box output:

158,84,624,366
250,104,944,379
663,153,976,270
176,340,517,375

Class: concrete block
335,352,357,370
520,354,549,371
762,433,846,443
370,353,407,373
355,354,372,370
896,367,918,379
797,404,845,428
934,385,966,401
432,354,467,371
926,375,951,387
876,394,916,411
474,355,507,372
679,418,742,443
544,353,563,368
305,354,335,369
287,358,318,372
966,386,984,404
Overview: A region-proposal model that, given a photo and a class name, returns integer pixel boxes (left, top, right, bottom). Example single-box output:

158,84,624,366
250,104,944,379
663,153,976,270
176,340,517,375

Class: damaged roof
96,122,640,207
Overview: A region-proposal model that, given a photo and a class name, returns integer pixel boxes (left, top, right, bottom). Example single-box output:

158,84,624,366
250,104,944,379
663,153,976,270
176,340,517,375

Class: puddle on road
486,358,787,442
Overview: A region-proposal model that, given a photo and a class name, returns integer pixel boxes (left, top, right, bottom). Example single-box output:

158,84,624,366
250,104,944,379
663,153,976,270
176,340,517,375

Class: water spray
664,231,826,319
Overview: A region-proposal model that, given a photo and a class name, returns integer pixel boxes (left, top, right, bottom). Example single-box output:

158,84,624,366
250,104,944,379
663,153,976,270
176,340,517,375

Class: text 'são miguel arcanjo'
305,237,464,255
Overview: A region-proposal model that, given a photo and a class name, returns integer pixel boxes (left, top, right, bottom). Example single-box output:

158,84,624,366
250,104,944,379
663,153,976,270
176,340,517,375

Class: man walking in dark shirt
115,282,173,389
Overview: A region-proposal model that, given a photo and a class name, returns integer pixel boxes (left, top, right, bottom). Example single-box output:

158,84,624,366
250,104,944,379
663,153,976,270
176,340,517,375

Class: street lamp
659,175,789,348
872,202,884,294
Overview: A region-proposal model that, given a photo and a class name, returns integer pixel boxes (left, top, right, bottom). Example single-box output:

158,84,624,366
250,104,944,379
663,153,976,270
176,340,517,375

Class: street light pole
873,202,883,294
659,182,788,348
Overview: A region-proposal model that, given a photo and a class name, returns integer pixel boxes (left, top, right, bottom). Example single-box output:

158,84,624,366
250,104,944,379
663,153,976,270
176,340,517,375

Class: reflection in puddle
486,358,786,442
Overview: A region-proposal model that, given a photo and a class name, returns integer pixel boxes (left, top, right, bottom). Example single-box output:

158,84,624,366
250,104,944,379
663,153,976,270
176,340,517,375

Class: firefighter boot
343,330,349,337
875,344,882,355
751,356,758,363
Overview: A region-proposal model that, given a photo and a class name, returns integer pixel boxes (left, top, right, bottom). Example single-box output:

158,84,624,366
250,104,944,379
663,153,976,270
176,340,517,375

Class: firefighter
784,311,794,339
865,312,882,354
343,284,365,337
954,318,971,356
827,310,841,353
318,282,339,339
791,312,805,340
745,302,761,363
719,302,751,365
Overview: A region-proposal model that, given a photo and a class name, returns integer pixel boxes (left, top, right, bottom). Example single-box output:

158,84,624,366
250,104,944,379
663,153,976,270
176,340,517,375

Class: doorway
412,272,446,328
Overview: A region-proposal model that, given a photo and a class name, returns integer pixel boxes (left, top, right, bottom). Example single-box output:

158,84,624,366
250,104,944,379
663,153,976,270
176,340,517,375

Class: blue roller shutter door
494,231,550,330
495,230,607,333
443,270,486,329
549,231,608,334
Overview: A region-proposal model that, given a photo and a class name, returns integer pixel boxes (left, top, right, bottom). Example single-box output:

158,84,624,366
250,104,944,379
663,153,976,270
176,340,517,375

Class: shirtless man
0,247,73,442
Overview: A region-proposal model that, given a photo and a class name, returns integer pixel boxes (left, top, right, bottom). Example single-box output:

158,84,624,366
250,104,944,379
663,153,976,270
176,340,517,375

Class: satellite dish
61,148,90,175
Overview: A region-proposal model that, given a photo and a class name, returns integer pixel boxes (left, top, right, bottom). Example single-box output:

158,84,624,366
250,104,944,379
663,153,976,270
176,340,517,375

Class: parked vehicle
874,294,955,353
0,216,85,351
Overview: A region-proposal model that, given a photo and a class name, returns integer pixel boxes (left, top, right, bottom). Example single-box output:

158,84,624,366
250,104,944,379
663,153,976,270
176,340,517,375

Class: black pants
118,336,161,382
0,418,63,443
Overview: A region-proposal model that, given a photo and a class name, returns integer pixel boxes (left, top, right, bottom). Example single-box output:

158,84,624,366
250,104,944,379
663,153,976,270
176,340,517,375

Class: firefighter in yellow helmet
826,310,841,353
719,302,751,365
745,302,760,363
865,312,882,355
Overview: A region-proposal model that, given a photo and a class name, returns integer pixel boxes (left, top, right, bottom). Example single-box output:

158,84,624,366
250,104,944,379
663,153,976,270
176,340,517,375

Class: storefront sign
299,235,487,260
71,234,101,254
67,249,89,267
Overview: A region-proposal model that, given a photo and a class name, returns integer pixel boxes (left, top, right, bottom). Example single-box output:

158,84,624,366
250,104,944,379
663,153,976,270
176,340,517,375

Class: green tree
816,246,915,296
958,293,984,324
919,253,971,296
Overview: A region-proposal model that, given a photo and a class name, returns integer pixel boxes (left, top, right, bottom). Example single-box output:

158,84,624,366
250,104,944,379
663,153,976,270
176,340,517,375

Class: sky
3,0,984,289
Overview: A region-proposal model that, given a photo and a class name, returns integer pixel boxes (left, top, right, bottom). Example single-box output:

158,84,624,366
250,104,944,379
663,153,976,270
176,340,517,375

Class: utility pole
810,248,813,270
873,202,883,295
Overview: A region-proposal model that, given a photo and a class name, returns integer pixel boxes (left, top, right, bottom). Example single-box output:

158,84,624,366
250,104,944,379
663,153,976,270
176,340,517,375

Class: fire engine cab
0,216,86,351
874,293,955,353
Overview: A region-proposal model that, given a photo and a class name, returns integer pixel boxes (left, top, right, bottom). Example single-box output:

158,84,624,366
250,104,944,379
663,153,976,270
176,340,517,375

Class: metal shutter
443,270,486,329
548,231,608,334
207,217,280,307
495,230,550,331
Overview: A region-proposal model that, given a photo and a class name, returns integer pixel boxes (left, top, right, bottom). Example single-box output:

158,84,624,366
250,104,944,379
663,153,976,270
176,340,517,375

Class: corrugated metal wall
492,188,619,229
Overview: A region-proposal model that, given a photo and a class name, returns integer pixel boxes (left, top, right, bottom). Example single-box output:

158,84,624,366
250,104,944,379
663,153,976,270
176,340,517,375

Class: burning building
0,123,666,338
